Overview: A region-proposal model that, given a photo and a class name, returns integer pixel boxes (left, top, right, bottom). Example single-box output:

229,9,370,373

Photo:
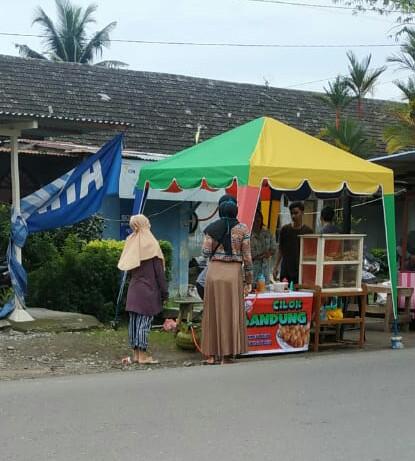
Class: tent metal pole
10,135,21,264
382,192,402,347
342,194,352,234
400,192,409,271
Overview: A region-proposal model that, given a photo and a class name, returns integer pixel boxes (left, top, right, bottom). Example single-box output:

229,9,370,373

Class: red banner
244,292,313,354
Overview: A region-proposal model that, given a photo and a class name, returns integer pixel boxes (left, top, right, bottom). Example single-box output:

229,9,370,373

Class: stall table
311,286,367,352
365,284,413,332
244,291,313,355
173,297,203,329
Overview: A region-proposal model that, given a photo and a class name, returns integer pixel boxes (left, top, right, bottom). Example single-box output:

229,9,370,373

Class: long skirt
201,261,247,357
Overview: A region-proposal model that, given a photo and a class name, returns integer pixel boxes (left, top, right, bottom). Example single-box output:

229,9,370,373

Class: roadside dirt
1,322,414,381
0,327,199,381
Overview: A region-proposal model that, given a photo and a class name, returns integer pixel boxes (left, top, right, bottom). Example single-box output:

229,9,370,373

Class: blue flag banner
0,134,123,319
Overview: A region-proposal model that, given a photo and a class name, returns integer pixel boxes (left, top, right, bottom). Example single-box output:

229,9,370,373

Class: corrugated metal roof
0,138,167,161
0,110,131,127
371,150,415,186
371,151,415,163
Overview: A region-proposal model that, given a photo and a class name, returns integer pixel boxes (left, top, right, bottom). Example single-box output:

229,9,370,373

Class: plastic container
257,274,266,293
272,281,288,292
391,336,404,349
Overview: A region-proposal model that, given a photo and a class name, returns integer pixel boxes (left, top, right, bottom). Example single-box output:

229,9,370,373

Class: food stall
136,116,399,349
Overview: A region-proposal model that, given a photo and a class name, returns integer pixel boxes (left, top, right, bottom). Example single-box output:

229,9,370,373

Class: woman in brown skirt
201,195,253,365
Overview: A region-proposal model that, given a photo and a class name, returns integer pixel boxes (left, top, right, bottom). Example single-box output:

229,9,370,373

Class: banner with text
244,292,313,354
0,134,123,319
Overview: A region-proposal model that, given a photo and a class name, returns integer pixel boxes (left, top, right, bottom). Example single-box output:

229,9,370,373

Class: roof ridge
0,53,398,105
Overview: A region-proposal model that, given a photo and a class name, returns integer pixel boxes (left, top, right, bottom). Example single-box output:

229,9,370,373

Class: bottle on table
257,274,266,293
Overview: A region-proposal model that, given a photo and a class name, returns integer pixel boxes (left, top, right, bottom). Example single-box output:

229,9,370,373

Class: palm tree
384,105,415,153
317,76,352,129
346,51,386,118
387,27,415,72
382,27,415,152
383,77,415,153
15,0,127,68
395,77,415,102
318,117,373,157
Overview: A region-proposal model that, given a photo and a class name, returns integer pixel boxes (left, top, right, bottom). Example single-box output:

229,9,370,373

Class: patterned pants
128,313,153,351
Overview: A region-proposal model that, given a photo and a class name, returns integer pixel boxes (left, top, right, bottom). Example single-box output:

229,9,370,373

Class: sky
0,0,411,101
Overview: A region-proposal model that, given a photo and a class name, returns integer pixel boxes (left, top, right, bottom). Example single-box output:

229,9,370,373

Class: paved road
1,349,415,461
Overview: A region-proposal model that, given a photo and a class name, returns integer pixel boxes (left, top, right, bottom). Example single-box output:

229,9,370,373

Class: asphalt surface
1,348,415,461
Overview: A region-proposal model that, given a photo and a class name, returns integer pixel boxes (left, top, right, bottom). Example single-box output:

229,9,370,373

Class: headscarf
253,209,264,234
204,195,239,256
117,214,164,271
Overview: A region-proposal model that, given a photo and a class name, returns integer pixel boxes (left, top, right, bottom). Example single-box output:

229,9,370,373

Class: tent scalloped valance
138,117,393,196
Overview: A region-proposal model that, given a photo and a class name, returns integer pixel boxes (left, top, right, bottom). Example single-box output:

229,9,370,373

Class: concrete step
8,308,103,333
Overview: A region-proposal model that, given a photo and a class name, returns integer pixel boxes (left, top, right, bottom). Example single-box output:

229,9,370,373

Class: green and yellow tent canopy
138,116,398,318
138,116,393,195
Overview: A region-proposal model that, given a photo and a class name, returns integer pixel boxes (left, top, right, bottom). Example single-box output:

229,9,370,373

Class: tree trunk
357,98,363,118
335,110,340,130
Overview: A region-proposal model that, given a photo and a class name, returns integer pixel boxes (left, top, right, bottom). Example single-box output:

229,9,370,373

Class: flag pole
8,133,33,322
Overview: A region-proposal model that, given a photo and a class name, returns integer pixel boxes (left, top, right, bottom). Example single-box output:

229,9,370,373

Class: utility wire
101,188,406,222
109,39,399,48
0,31,401,48
286,76,338,88
286,76,396,88
0,29,400,91
248,0,407,14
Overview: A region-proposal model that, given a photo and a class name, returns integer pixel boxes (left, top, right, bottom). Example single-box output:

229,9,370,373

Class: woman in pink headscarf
118,214,168,364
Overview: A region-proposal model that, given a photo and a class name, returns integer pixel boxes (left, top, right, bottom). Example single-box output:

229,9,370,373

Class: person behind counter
320,206,340,234
273,201,313,284
201,196,253,365
251,210,277,285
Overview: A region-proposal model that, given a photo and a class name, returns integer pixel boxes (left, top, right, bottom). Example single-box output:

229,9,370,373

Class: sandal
201,359,217,365
138,358,159,365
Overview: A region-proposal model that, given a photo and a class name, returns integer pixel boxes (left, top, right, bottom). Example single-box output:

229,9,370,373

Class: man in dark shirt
320,206,340,234
273,202,313,284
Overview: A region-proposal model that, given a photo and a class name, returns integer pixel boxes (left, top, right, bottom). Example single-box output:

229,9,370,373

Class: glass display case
299,234,365,292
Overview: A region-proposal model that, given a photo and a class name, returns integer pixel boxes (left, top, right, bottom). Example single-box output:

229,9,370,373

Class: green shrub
23,233,60,272
27,235,86,313
159,240,173,282
0,210,104,263
0,204,10,257
75,239,124,321
0,205,172,322
27,236,172,323
44,214,105,250
370,248,389,276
